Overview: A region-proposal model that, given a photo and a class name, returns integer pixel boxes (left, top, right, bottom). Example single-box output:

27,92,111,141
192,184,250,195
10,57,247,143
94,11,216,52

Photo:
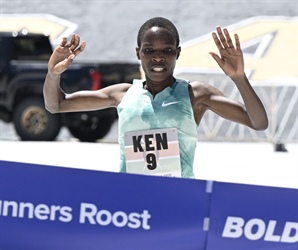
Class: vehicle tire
67,112,114,142
13,97,61,141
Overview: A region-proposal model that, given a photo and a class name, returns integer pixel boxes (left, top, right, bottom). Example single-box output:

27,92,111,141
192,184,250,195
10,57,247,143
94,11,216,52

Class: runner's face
137,27,180,84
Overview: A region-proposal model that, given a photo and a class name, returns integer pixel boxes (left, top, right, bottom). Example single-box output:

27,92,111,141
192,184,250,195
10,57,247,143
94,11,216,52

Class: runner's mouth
152,67,165,72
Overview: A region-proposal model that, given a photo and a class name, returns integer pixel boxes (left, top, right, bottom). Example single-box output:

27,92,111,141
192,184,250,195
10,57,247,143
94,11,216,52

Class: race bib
124,128,181,177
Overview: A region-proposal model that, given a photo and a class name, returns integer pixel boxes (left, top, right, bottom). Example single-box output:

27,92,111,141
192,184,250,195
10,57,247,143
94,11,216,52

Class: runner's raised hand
48,34,86,75
209,26,244,78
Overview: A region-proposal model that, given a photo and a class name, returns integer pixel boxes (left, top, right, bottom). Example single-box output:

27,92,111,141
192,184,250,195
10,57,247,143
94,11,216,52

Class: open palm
48,34,86,75
209,27,244,78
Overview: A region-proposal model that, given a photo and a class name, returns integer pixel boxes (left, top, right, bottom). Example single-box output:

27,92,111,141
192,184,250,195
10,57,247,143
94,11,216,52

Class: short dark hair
137,17,180,47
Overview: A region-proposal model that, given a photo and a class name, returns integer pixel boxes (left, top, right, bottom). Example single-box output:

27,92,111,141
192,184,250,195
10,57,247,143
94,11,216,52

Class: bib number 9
146,153,157,170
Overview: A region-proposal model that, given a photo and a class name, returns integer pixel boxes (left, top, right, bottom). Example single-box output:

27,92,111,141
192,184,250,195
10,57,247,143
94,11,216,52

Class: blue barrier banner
0,160,210,250
206,182,298,250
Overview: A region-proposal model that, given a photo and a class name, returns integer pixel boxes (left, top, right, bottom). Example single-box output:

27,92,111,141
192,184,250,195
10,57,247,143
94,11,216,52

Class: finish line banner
0,160,209,250
0,160,297,250
206,182,298,250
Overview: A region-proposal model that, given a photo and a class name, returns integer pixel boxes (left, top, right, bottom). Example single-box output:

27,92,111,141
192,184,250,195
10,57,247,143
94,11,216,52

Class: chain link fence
176,74,298,145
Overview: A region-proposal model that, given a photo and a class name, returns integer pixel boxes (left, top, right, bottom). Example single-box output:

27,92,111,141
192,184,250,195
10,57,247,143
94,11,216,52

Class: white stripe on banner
203,217,210,231
206,180,213,193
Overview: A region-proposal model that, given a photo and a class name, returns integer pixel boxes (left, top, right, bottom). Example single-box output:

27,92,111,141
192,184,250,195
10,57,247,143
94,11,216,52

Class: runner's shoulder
189,81,213,95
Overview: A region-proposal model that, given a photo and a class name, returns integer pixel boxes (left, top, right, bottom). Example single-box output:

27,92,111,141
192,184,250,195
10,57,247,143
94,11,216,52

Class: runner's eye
144,48,153,53
164,48,172,52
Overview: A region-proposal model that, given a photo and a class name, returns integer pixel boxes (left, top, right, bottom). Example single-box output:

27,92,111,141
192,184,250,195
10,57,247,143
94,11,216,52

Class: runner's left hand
209,26,245,79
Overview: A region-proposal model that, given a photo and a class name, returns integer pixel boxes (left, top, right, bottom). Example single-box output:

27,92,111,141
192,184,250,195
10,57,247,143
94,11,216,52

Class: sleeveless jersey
117,79,198,178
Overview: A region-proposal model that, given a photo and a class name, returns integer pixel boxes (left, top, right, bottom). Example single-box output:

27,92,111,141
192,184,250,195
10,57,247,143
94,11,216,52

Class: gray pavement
0,120,118,142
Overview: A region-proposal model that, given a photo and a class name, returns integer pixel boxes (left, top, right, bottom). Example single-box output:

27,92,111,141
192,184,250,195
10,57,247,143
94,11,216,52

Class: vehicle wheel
13,97,61,141
67,112,114,142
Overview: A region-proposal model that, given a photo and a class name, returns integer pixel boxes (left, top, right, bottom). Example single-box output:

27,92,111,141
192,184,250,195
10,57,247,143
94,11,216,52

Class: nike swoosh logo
161,101,181,107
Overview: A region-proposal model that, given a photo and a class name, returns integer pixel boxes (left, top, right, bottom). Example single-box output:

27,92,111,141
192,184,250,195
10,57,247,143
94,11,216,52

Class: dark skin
43,26,268,131
136,26,181,95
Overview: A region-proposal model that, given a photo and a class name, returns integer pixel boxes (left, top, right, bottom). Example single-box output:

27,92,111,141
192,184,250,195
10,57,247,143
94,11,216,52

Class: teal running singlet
117,79,198,178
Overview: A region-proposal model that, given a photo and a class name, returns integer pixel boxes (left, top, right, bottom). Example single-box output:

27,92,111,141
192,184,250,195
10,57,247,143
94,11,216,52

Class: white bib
124,128,181,177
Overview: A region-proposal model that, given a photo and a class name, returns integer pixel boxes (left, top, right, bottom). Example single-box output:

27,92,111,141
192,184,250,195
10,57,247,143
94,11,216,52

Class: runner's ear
136,47,141,60
176,47,181,60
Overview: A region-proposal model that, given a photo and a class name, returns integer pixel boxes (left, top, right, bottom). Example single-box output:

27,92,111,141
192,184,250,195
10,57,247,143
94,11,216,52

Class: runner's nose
152,52,165,62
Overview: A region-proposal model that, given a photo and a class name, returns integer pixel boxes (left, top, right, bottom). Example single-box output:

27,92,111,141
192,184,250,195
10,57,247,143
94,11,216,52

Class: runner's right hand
48,34,86,75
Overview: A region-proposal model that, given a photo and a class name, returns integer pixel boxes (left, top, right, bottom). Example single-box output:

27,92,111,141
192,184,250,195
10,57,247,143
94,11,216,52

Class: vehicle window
12,36,52,60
